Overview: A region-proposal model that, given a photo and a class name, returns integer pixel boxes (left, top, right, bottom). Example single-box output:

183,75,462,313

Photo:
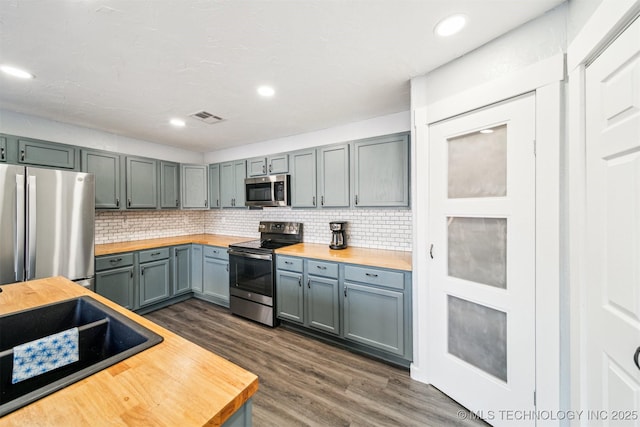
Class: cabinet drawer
277,256,303,272
203,246,228,260
344,265,404,290
139,247,170,263
96,253,134,271
307,260,338,278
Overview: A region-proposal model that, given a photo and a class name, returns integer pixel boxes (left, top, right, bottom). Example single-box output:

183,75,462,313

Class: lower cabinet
191,244,203,293
139,248,171,307
202,246,230,307
95,252,136,310
172,245,191,295
276,255,412,365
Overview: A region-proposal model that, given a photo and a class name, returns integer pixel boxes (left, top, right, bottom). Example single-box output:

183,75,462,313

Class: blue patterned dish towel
12,327,80,384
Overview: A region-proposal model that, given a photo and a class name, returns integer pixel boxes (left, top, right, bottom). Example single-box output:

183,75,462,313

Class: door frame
567,0,640,420
411,54,565,416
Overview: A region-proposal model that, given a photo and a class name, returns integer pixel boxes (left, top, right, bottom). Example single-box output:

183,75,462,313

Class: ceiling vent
189,111,224,124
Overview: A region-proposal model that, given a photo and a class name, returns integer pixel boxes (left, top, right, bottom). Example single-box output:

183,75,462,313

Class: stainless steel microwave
245,174,290,207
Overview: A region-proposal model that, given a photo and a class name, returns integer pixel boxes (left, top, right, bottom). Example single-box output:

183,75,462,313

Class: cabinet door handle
151,252,161,256
20,150,25,162
176,199,179,207
298,277,302,286
269,164,272,173
344,287,347,297
355,195,358,205
307,278,310,288
321,196,324,206
365,272,378,278
216,199,219,207
430,244,434,259
128,199,131,207
0,147,5,159
116,198,120,207
204,200,208,207
262,164,266,173
109,258,123,263
141,267,144,275
285,261,293,265
312,196,316,206
226,263,229,272
316,265,327,270
130,270,133,278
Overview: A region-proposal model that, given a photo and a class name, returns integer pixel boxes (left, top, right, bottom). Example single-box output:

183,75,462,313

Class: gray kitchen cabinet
247,154,289,177
220,160,246,207
81,149,121,209
191,244,203,293
172,245,191,295
317,144,349,208
181,164,208,209
160,161,180,209
139,248,170,306
353,133,409,207
290,149,317,208
209,163,221,209
126,156,158,209
0,136,6,162
343,265,410,358
95,252,136,310
202,246,229,307
17,137,77,170
276,256,304,324
305,260,340,335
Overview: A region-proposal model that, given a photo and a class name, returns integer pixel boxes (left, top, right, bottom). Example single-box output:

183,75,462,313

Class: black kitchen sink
0,296,163,416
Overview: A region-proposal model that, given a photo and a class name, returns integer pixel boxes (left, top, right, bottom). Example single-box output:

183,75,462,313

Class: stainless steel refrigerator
0,164,95,289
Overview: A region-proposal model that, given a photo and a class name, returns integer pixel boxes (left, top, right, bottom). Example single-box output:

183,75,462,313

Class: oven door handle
228,249,273,261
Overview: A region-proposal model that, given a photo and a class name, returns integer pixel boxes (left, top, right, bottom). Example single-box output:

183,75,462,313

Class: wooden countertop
0,277,258,426
276,243,412,271
95,234,253,256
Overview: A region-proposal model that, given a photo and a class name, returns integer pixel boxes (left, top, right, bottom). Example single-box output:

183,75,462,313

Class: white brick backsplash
96,208,412,251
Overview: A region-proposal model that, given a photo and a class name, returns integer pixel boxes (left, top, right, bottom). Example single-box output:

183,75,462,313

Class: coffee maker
329,221,348,250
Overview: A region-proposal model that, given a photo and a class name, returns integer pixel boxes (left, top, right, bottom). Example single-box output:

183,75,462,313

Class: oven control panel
258,221,302,235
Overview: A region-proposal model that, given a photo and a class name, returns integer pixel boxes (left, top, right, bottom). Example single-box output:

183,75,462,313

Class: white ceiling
0,0,564,153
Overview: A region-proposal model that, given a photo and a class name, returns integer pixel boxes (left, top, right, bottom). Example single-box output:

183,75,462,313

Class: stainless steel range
228,221,303,327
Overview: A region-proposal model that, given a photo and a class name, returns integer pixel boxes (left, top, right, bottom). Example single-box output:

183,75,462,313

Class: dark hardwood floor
145,299,487,427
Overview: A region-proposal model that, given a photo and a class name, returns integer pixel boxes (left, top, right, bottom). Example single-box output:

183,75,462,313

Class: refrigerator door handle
15,173,25,282
25,175,37,280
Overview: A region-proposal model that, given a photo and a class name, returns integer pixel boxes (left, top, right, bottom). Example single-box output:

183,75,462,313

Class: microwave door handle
15,173,25,281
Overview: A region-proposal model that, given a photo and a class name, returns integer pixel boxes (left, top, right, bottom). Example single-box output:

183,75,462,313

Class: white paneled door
428,93,536,426
585,17,640,421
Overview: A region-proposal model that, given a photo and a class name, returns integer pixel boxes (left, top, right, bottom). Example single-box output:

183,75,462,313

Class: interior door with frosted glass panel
428,94,536,426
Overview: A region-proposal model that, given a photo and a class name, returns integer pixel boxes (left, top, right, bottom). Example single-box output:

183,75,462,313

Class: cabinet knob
20,150,25,162
0,147,4,160
116,198,120,208
141,267,144,275
128,199,131,207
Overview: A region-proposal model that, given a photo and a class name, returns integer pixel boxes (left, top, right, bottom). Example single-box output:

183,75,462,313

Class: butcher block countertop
95,234,252,256
0,276,258,426
276,243,412,271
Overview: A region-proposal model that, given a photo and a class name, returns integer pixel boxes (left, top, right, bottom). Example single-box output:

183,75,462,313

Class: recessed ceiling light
434,14,467,37
257,86,275,97
480,129,494,134
169,118,186,127
0,65,35,79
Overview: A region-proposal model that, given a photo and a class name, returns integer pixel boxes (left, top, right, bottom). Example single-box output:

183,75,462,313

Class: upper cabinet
290,149,317,208
17,137,78,170
126,156,158,209
317,144,350,208
181,164,208,209
247,154,289,177
209,163,221,209
220,160,246,207
0,136,7,163
352,133,409,207
160,161,180,209
81,149,122,209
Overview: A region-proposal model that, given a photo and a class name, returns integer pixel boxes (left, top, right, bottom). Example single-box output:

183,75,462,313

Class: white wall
0,109,203,164
203,111,410,163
